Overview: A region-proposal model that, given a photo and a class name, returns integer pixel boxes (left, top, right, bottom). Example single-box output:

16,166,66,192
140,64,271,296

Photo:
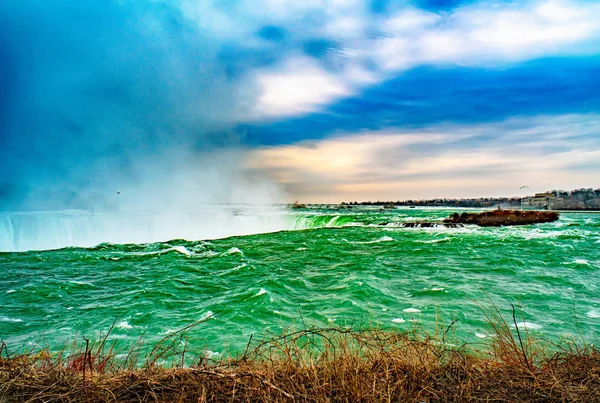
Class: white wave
512,321,542,330
475,333,488,339
200,311,214,321
403,308,421,313
117,320,133,329
171,245,191,256
0,316,23,323
204,350,221,359
216,263,247,277
256,287,268,296
562,259,592,267
133,246,193,257
68,280,94,286
586,309,600,319
345,236,393,245
5,289,16,294
431,287,445,291
392,318,405,323
225,247,243,255
416,237,451,244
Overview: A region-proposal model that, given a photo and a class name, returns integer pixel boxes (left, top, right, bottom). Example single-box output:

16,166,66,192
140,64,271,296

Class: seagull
519,186,529,190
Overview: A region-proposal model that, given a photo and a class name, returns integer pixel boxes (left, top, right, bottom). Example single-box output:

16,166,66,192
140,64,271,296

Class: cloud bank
249,114,600,202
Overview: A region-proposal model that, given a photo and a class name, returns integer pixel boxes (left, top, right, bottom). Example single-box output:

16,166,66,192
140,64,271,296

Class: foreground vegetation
1,306,599,402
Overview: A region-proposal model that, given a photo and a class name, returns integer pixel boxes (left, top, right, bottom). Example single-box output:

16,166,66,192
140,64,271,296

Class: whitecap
68,280,94,286
431,287,445,292
171,245,191,256
0,316,23,323
199,311,214,321
416,238,451,244
512,321,542,330
204,350,221,359
117,320,133,329
5,289,16,294
586,309,600,319
475,333,487,339
296,247,308,251
345,236,393,245
225,247,243,255
403,308,421,313
256,288,268,296
392,318,405,323
574,259,589,265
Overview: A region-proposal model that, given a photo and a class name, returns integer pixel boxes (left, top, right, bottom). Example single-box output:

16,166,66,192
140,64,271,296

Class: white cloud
252,56,350,117
175,0,600,119
374,0,600,69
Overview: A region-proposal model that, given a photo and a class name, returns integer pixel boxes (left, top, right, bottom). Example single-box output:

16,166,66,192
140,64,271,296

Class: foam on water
345,236,393,244
392,318,405,323
171,245,192,256
512,321,542,330
225,247,243,255
586,310,600,319
417,237,452,244
0,316,23,323
403,308,421,313
117,320,133,329
256,288,268,296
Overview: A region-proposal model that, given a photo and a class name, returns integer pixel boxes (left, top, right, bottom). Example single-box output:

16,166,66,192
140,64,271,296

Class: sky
1,0,599,207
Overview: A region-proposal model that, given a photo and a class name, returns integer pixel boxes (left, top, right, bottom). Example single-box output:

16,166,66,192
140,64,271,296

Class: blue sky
1,0,599,207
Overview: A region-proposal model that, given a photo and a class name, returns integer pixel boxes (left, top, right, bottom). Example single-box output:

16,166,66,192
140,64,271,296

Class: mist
0,0,289,250
0,0,287,208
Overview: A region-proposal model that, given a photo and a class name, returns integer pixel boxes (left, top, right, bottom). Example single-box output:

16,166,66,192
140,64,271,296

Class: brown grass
1,306,599,402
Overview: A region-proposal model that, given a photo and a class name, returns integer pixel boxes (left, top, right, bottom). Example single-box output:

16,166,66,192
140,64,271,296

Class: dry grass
1,306,599,402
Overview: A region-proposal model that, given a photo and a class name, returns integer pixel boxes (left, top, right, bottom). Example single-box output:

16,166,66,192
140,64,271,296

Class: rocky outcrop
444,210,559,227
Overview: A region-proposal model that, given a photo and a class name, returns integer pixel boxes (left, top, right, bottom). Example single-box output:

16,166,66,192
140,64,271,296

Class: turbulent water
1,207,599,357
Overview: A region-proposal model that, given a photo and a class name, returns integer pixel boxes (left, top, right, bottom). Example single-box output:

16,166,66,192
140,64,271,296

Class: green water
1,207,600,357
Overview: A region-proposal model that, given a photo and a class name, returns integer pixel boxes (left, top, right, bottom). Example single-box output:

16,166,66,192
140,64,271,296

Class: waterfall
0,207,291,252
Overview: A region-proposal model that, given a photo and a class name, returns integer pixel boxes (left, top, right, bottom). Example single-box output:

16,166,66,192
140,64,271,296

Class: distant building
521,192,561,210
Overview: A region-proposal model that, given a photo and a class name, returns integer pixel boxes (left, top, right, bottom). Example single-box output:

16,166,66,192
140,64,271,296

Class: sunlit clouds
248,114,600,202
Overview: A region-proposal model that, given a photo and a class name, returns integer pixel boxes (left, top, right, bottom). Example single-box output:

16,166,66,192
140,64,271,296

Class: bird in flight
520,186,529,190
